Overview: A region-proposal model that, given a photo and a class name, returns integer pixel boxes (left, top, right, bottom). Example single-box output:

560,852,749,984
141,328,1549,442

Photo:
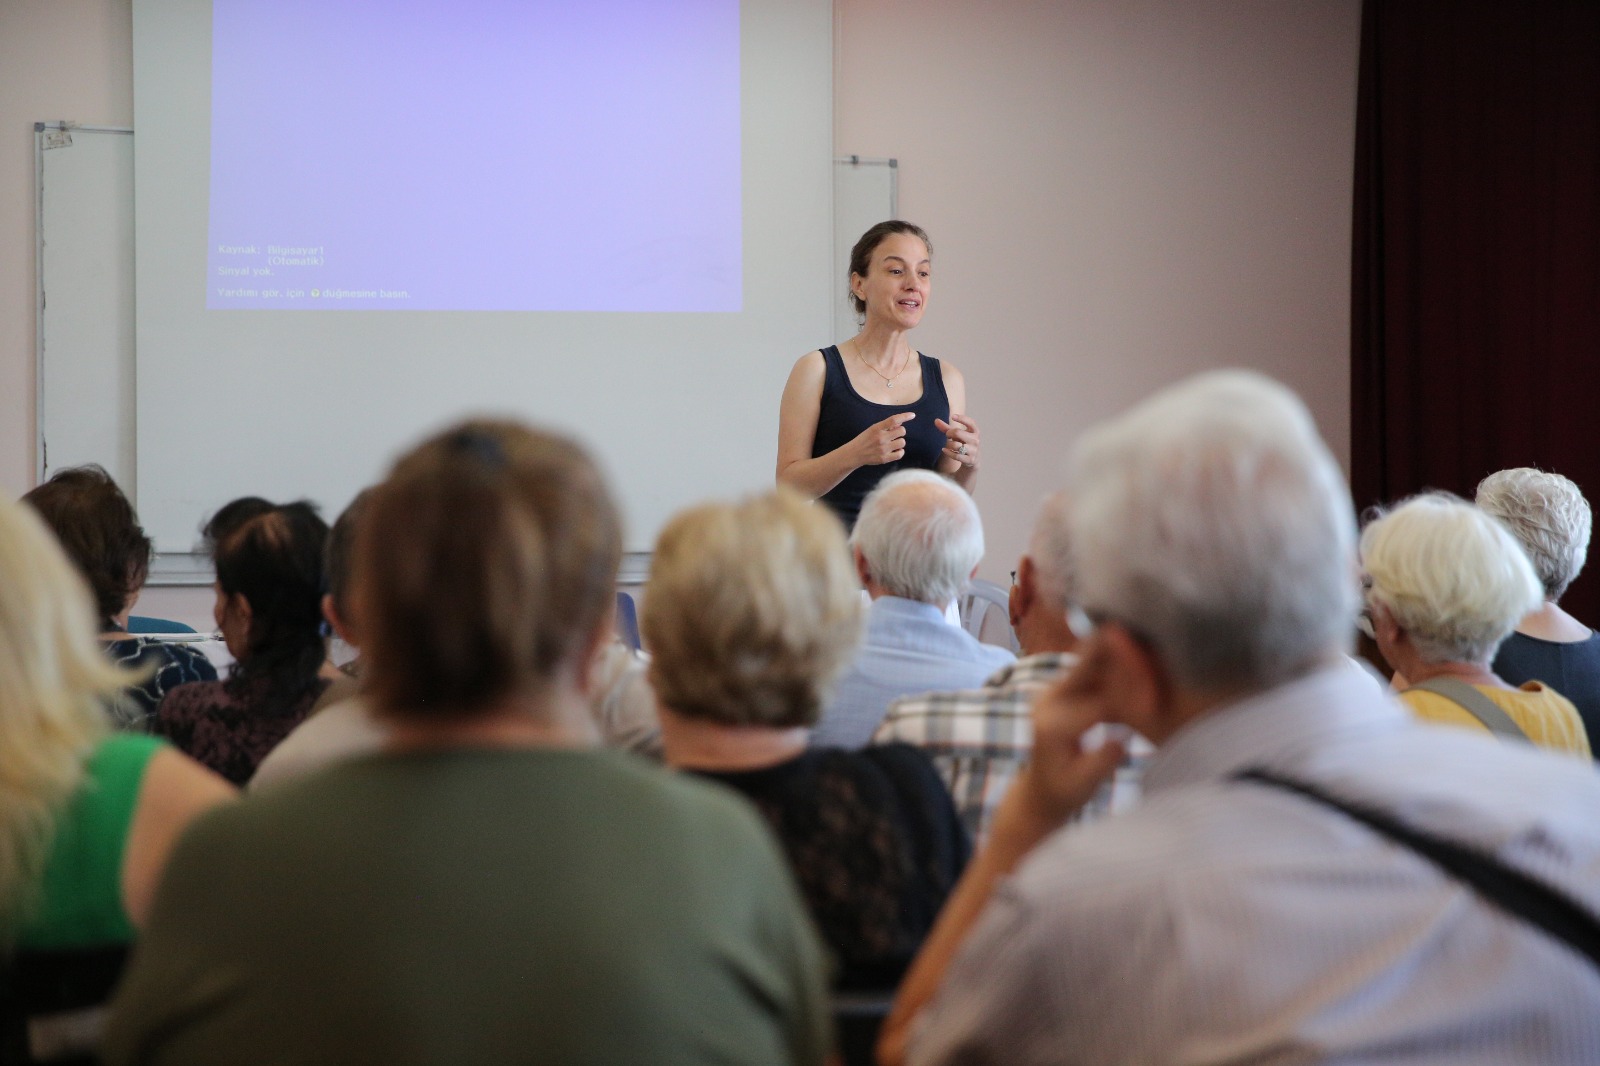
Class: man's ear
1094,622,1168,739
1010,556,1037,629
854,546,872,587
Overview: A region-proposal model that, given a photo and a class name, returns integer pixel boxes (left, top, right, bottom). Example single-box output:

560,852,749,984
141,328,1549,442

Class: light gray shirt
252,642,660,790
813,596,1015,750
911,664,1600,1065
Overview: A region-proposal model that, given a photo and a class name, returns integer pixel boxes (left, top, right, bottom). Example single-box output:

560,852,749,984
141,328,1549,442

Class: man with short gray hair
880,371,1600,1066
812,471,1013,749
872,491,1149,842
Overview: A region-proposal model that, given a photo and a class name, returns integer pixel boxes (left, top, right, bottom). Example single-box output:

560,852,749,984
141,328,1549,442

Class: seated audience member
1477,467,1600,750
105,421,829,1065
0,497,233,1057
646,488,969,990
1364,493,1589,755
310,490,371,715
153,502,336,784
881,371,1600,1066
251,617,661,789
812,470,1013,748
253,492,659,788
21,466,216,728
873,492,1149,843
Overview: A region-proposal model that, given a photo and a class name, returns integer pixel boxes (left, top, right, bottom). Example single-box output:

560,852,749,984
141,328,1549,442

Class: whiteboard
834,156,899,343
36,124,135,491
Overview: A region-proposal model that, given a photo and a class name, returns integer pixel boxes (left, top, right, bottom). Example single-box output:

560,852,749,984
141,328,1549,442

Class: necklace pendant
887,381,894,388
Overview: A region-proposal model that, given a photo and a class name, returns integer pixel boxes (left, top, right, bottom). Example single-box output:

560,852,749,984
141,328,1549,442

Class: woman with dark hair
153,502,335,784
21,466,217,729
776,221,982,529
106,421,830,1064
198,495,274,557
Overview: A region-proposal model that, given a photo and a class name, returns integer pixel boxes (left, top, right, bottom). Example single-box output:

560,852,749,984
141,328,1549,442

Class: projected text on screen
207,0,741,312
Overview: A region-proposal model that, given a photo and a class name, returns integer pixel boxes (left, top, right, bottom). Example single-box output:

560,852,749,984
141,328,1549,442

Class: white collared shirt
912,665,1600,1065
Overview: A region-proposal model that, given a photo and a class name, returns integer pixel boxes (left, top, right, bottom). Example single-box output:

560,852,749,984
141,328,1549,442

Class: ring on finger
958,443,967,456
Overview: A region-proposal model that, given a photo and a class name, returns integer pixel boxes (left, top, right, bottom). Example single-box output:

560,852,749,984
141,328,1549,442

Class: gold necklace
853,342,912,389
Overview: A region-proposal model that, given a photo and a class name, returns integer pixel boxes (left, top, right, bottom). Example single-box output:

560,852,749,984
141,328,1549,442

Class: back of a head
201,496,275,558
20,465,152,626
0,497,127,928
1067,370,1359,691
356,420,622,718
216,503,330,698
1475,467,1592,603
643,488,864,729
1362,493,1543,665
325,489,372,629
850,470,983,607
1025,490,1075,612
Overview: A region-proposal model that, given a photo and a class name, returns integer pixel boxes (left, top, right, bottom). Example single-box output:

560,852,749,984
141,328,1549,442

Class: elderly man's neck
1014,604,1078,659
1138,650,1349,746
863,578,952,613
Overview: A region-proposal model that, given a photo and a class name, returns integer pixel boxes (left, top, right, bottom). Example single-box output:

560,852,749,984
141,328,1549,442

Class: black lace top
154,676,329,786
693,743,970,990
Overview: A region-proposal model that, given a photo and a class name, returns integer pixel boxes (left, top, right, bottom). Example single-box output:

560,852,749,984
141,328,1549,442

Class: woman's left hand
936,413,981,469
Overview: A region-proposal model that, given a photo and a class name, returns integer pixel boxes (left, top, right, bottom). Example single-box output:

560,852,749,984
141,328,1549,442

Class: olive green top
105,747,831,1066
21,733,163,950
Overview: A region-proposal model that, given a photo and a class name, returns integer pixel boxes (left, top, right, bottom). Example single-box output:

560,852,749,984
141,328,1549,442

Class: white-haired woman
645,488,970,992
1477,468,1600,753
0,496,232,1051
1363,493,1590,755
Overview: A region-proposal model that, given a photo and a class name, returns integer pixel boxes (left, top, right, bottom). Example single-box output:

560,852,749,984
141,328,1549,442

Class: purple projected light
206,0,741,311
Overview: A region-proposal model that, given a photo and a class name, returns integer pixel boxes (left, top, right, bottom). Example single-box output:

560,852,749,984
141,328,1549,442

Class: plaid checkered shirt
871,652,1151,843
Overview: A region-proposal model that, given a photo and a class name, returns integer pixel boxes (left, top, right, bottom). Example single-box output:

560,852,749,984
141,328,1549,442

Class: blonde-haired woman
0,496,232,1051
1363,492,1590,755
646,488,970,992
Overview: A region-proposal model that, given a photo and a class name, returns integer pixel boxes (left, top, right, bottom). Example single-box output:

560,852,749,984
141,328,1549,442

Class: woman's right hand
853,412,916,466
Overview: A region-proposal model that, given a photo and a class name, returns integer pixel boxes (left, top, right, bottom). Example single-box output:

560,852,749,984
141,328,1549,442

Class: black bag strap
1236,767,1600,974
1405,676,1531,743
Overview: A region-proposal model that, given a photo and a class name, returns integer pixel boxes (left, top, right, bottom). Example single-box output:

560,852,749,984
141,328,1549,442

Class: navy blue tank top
812,345,950,529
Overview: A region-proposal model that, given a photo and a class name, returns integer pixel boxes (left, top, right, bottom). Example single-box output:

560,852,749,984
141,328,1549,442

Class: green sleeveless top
20,733,165,949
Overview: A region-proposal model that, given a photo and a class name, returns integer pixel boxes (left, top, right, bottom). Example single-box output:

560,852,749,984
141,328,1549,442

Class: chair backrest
0,944,128,1065
957,579,1018,652
125,615,197,635
614,591,641,652
832,990,895,1066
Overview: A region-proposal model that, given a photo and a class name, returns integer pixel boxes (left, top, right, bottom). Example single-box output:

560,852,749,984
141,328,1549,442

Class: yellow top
1401,681,1592,757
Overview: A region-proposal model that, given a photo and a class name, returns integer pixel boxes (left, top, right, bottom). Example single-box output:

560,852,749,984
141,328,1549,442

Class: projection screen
133,0,833,552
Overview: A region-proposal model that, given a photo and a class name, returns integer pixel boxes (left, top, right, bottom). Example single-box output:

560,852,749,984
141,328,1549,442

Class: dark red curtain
1352,0,1600,621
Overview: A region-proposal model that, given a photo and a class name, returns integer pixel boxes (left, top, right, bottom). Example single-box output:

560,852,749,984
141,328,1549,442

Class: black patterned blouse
102,637,218,731
154,676,330,785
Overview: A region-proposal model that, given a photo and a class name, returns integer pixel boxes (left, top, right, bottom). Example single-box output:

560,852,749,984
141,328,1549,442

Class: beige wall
1,0,133,499
2,0,1360,608
835,0,1360,581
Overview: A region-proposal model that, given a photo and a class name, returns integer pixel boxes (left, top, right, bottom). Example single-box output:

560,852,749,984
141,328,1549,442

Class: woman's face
852,232,930,330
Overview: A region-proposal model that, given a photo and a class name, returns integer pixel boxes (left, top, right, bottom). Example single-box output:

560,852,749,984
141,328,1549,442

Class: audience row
6,372,1600,1064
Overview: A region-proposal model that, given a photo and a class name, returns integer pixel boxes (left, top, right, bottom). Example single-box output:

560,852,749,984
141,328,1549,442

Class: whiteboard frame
35,121,135,485
833,155,898,343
